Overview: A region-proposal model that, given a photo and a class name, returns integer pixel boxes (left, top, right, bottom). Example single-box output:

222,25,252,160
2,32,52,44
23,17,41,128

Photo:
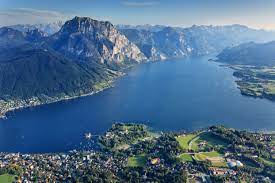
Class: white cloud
0,8,72,26
122,0,158,7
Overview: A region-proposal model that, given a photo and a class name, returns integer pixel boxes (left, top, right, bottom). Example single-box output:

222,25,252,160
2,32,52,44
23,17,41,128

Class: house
151,158,160,165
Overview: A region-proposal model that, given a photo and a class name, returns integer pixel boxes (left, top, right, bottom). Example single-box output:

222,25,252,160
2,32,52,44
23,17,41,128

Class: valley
1,1,275,182
1,17,275,119
1,56,275,153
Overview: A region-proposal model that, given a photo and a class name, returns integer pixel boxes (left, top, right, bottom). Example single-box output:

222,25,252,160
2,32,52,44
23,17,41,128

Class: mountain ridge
216,41,275,66
119,24,275,61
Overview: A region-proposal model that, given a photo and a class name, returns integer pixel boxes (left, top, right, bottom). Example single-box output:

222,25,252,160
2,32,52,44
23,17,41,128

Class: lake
1,56,275,153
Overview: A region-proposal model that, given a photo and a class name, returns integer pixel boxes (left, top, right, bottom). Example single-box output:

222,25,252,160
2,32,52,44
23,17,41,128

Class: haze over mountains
1,16,275,117
7,21,63,35
217,41,275,66
119,24,275,60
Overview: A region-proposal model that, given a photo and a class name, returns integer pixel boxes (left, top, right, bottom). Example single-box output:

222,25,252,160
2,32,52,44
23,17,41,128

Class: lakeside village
0,123,275,182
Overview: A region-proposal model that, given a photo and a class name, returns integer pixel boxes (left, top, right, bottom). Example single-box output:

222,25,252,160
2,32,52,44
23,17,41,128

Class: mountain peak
59,16,113,34
26,29,48,42
49,16,146,63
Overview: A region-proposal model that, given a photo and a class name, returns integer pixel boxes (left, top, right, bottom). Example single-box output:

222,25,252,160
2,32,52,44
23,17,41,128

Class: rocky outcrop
48,16,147,64
120,27,191,61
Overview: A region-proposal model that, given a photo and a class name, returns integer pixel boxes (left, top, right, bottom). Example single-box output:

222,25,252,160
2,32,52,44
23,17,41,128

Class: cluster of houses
209,167,237,176
0,151,123,182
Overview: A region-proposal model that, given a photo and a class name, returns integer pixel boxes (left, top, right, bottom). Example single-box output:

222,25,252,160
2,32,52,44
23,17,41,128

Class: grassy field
210,161,228,167
176,134,197,150
178,153,193,162
194,151,222,161
127,155,147,167
194,151,227,167
0,174,16,183
190,132,228,151
195,151,227,167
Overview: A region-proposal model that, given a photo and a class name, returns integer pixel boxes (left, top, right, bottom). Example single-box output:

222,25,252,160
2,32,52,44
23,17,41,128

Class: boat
84,133,92,139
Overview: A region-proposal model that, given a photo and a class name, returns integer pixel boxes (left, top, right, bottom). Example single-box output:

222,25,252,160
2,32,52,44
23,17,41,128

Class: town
0,123,274,182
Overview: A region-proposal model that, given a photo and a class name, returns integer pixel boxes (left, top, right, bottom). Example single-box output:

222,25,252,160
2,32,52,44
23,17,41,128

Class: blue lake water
1,56,275,153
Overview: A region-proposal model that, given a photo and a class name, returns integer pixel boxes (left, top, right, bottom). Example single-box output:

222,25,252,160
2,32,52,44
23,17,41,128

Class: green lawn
0,174,16,183
194,151,222,161
194,151,227,167
191,132,229,150
176,134,197,150
211,161,228,168
178,153,193,162
127,155,147,167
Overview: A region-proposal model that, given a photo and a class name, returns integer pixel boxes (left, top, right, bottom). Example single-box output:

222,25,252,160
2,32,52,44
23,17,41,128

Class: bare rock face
119,24,275,61
48,16,146,64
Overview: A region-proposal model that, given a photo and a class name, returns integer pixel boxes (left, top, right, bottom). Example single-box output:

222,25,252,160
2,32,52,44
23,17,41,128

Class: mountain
120,27,191,60
0,17,150,117
0,27,48,49
47,16,146,64
2,17,275,117
182,24,275,55
0,27,28,48
119,24,275,60
7,21,63,35
25,29,48,42
216,41,275,66
116,24,167,32
0,46,118,117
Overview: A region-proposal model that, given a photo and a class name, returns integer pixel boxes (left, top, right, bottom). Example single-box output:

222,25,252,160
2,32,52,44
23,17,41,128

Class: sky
1,0,275,30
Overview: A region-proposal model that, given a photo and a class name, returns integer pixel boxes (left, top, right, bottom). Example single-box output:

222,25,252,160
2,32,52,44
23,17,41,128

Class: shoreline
0,73,124,119
210,60,275,102
2,57,274,120
0,87,110,119
0,55,210,119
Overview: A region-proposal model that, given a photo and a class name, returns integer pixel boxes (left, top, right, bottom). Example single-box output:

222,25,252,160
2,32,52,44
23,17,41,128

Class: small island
0,123,274,182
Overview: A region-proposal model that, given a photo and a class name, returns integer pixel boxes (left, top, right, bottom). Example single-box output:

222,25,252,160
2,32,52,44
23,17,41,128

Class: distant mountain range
216,41,275,66
7,21,63,35
1,17,275,117
116,24,167,32
119,24,275,60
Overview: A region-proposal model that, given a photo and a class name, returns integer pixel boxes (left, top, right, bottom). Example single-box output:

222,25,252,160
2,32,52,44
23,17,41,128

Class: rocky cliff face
119,24,275,61
120,27,191,61
48,17,146,64
25,29,48,42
